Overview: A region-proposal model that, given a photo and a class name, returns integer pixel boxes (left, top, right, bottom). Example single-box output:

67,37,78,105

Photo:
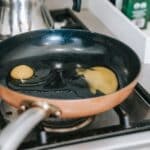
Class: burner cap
42,117,94,133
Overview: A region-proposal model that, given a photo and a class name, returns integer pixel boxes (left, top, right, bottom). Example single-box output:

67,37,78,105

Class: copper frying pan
0,29,141,149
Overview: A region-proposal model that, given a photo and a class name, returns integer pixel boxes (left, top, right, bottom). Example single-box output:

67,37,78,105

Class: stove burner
50,9,88,30
1,101,94,133
54,20,67,29
43,117,94,133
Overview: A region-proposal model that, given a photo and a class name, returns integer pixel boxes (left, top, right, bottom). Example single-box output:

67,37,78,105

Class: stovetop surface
17,84,150,149
0,9,150,150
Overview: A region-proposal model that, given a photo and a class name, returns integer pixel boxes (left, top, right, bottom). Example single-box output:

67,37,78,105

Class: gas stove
50,9,88,30
1,9,150,150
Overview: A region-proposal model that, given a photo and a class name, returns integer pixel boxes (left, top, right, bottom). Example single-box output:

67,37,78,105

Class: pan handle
0,102,61,150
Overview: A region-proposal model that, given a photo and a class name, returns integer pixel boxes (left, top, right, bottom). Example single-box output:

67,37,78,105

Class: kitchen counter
74,9,150,93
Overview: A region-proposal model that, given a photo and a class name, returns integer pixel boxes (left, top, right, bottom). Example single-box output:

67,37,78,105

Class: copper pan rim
0,74,139,119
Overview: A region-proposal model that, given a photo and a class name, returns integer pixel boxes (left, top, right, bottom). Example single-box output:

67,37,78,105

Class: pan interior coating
0,29,141,100
76,67,118,94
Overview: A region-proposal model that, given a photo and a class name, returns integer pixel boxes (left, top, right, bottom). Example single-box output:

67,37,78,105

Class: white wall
45,0,89,10
88,0,147,62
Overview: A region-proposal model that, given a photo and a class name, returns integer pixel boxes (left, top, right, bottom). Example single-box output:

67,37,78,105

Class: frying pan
0,29,140,149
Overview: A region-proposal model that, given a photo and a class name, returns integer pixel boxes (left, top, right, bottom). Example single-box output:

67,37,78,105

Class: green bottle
148,0,150,21
122,0,149,29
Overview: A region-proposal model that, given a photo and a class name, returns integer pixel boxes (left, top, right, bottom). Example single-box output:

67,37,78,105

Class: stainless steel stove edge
53,131,150,150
